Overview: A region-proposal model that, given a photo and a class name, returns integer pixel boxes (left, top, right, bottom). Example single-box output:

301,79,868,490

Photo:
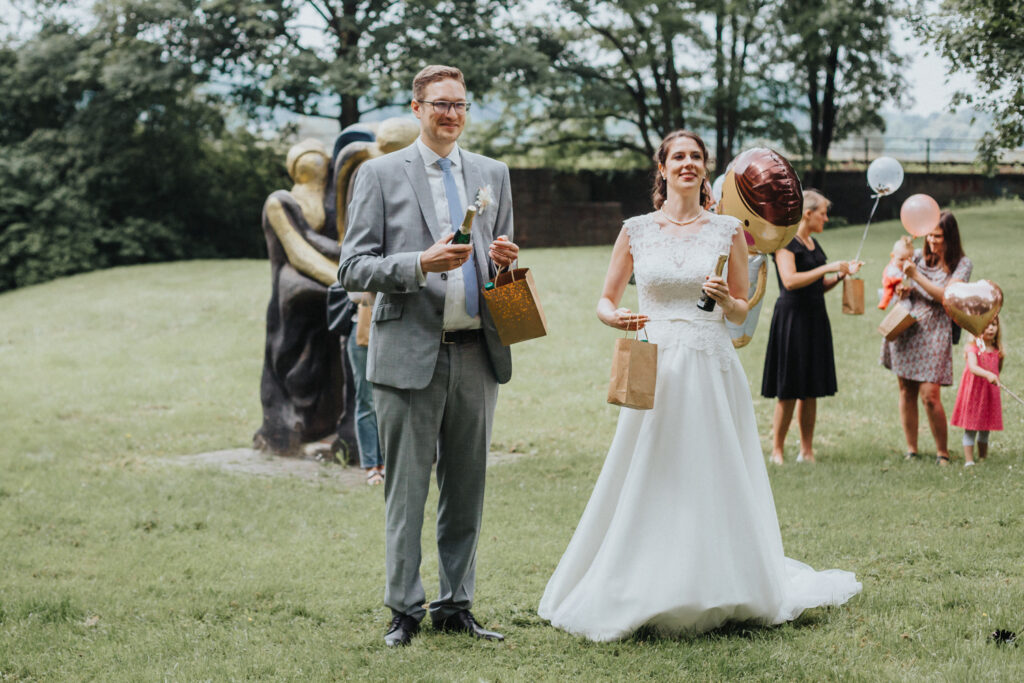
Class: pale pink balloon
900,194,941,237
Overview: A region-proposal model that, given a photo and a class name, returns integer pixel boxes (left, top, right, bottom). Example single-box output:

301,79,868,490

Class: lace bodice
625,211,742,368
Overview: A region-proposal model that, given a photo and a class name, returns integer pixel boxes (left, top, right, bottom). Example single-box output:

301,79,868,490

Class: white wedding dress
538,212,861,642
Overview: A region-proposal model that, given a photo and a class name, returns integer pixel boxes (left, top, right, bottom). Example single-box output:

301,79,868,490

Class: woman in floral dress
880,211,972,464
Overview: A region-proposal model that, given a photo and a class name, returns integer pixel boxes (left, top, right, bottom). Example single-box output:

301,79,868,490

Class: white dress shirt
414,137,481,331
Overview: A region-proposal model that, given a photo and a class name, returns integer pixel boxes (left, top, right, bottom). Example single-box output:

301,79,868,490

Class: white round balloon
866,156,904,196
712,174,726,202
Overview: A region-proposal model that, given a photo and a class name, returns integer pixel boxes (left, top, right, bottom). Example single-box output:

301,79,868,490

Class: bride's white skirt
538,327,861,642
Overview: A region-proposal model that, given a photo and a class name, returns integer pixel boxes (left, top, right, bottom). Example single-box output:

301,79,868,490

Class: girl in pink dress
950,316,1004,466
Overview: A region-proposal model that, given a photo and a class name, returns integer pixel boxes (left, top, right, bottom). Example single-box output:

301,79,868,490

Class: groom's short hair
413,65,466,100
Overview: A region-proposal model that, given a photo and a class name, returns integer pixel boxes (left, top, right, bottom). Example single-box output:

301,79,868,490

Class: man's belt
441,329,483,345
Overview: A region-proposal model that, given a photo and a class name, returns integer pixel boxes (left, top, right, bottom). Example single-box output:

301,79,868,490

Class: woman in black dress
761,190,861,464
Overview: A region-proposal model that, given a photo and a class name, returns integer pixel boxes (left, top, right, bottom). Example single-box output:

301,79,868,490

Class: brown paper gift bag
878,301,916,341
356,303,372,347
607,330,658,410
481,267,548,345
842,277,865,315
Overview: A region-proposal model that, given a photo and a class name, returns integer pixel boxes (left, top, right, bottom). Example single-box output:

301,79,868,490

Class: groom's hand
420,233,473,273
489,236,519,269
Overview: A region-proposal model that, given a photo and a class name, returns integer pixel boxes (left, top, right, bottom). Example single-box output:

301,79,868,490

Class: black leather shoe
433,610,504,641
384,613,419,647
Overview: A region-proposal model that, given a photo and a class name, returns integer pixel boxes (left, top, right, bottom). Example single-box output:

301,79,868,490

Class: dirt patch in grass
165,448,524,486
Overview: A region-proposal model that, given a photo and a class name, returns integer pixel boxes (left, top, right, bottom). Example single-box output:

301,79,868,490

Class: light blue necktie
436,157,479,317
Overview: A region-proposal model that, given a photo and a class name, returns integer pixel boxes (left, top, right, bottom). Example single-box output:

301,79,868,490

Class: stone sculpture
253,118,419,460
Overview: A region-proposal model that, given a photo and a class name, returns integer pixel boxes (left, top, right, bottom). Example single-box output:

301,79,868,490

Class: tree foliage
710,0,797,172
154,0,527,128
914,0,1024,171
478,0,902,174
0,13,285,292
0,0,530,291
778,0,907,188
478,0,709,168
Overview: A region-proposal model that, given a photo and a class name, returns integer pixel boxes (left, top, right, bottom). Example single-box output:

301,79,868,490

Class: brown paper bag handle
494,263,519,282
622,326,650,342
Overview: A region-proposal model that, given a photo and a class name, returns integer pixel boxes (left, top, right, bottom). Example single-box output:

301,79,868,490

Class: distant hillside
828,108,1024,165
880,108,994,140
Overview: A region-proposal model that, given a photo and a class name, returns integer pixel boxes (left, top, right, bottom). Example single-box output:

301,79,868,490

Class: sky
893,20,976,117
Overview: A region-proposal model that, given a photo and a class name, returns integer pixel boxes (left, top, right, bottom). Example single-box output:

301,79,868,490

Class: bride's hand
702,275,734,311
605,307,648,331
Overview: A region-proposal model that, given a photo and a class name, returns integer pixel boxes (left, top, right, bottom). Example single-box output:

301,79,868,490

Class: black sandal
936,455,950,466
904,451,920,460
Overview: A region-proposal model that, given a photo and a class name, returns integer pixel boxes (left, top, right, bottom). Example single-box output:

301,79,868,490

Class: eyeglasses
418,100,471,115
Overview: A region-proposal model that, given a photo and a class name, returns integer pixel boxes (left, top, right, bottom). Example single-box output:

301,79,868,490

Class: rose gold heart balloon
718,148,803,254
943,280,1003,338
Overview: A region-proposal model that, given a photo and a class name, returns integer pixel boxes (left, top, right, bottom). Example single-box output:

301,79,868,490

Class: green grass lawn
2,199,1024,680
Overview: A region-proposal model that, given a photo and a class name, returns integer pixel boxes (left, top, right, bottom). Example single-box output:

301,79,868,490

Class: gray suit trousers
373,337,499,622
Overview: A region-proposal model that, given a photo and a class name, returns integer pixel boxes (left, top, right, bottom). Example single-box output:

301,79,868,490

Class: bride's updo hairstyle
652,130,710,210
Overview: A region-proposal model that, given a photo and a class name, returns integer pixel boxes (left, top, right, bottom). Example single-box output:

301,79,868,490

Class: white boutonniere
474,185,494,215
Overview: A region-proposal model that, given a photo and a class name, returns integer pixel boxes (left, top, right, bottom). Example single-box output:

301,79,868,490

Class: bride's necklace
659,208,704,226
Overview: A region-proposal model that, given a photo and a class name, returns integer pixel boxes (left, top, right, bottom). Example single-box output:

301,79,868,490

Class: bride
538,131,861,642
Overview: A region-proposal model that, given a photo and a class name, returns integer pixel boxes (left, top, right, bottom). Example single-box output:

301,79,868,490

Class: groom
338,64,518,647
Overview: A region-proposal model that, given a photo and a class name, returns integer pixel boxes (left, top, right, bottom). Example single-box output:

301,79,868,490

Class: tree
0,13,284,291
0,0,534,291
710,0,797,172
149,0,527,129
486,0,705,167
477,0,800,171
777,0,907,188
913,0,1024,171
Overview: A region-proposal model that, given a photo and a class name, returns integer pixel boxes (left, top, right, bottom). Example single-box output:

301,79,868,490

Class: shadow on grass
627,609,827,645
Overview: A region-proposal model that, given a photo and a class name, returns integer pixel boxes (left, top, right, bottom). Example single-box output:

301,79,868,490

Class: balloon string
999,381,1024,408
853,194,882,264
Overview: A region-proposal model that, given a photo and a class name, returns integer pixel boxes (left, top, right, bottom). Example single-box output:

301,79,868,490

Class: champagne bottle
453,205,477,245
697,253,729,312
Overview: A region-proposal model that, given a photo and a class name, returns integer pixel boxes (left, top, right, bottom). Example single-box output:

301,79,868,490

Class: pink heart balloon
943,280,1003,338
900,194,940,237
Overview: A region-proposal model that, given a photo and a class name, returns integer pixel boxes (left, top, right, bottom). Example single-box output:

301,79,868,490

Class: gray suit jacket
338,144,514,390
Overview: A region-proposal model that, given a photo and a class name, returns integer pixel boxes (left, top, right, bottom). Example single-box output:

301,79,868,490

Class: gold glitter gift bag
482,267,548,345
606,329,657,410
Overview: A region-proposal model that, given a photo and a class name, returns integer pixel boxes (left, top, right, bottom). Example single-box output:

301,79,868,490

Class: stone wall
509,168,1024,247
509,168,648,248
